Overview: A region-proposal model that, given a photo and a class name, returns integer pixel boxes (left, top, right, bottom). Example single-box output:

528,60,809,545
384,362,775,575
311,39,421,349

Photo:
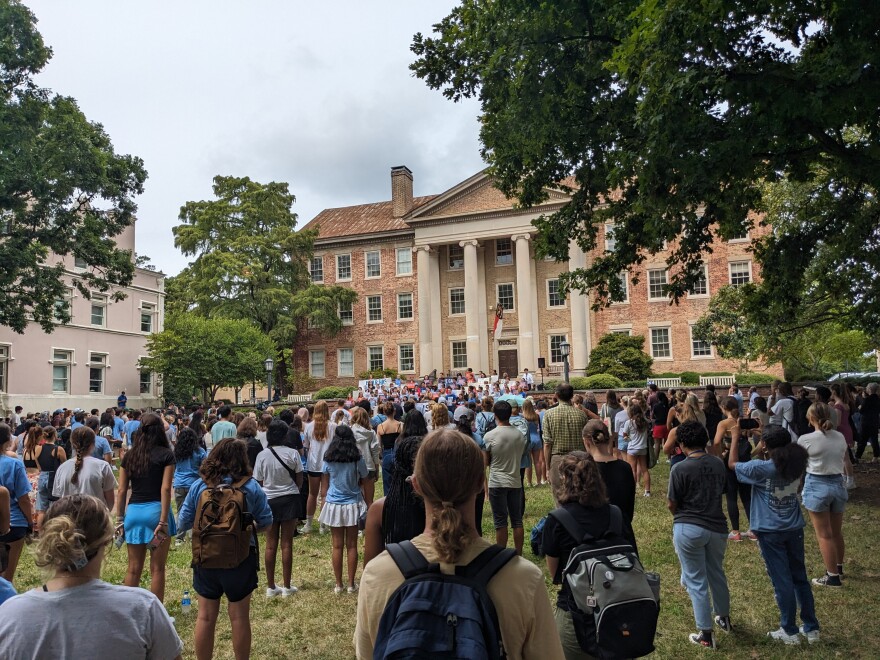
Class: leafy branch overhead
0,1,147,333
412,1,880,333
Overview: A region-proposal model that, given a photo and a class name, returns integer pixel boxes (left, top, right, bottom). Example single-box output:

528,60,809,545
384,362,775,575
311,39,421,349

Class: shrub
680,371,700,385
544,380,561,390
313,386,356,400
623,380,646,388
699,371,733,376
587,334,653,381
734,372,777,385
579,374,624,389
357,368,399,380
652,372,681,379
568,377,592,390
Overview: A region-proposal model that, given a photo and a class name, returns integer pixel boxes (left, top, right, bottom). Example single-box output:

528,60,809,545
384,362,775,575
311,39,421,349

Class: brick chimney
391,166,413,218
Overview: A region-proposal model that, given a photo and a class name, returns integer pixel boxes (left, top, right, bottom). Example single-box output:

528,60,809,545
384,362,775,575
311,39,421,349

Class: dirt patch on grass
851,459,880,507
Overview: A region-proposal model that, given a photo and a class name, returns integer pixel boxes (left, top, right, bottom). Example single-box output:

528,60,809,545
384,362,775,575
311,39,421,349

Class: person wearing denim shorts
667,420,731,650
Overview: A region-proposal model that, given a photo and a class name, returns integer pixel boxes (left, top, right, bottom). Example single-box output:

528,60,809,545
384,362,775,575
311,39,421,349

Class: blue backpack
374,541,516,660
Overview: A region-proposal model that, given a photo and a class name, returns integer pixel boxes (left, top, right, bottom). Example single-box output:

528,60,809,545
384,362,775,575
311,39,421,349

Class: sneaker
714,616,732,633
347,584,359,594
319,523,328,535
845,476,856,491
643,491,651,497
812,573,842,588
745,530,758,541
333,585,344,595
837,564,844,579
767,628,801,645
266,586,283,599
281,586,298,597
727,531,742,542
174,538,184,548
799,626,820,644
688,631,717,649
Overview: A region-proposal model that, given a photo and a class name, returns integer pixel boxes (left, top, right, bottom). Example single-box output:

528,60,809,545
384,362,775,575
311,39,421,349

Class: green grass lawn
14,460,880,659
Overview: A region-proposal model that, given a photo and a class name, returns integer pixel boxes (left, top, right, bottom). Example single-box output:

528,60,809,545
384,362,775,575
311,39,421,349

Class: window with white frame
336,254,352,281
397,293,413,320
449,288,465,315
613,272,629,303
52,349,72,393
728,227,749,241
448,244,464,270
691,329,713,358
90,294,107,327
0,345,8,392
729,261,751,286
368,346,384,372
140,303,155,333
547,279,565,307
338,348,354,377
495,238,513,265
365,251,381,278
650,327,672,359
497,283,515,311
310,256,324,283
399,344,415,373
605,224,616,252
338,300,353,325
451,341,468,369
88,353,106,393
367,295,383,322
647,269,668,300
54,289,72,322
689,264,709,296
396,248,412,275
139,370,152,394
74,256,88,270
309,350,326,378
610,328,632,336
549,334,567,364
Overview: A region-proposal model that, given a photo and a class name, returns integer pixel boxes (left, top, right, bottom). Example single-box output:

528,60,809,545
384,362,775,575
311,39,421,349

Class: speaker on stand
537,357,546,390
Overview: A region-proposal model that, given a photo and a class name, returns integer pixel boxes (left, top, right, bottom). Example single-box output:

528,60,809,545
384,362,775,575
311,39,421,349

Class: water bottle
181,590,191,614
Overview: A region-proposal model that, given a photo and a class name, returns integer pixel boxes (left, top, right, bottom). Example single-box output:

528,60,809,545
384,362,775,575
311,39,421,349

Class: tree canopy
411,1,880,330
140,314,275,404
586,333,653,382
0,0,147,333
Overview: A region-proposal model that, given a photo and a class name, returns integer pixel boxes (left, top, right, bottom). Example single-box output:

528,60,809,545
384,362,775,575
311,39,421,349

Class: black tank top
37,444,61,472
378,428,400,450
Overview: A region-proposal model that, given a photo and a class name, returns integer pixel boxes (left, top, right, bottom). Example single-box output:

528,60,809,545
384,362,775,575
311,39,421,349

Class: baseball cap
453,406,473,422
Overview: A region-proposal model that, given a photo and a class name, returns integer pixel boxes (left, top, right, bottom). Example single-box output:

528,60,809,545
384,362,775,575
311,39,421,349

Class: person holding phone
117,413,176,604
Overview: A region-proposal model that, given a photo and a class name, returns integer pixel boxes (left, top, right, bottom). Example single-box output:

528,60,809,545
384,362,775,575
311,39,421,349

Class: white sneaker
799,626,820,644
643,491,651,497
281,586,298,597
319,523,328,535
347,584,358,594
333,585,344,595
767,628,800,645
845,477,856,491
265,587,283,599
174,538,184,548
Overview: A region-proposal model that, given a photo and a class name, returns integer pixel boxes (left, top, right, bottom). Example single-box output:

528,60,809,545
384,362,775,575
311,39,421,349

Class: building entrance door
497,349,519,378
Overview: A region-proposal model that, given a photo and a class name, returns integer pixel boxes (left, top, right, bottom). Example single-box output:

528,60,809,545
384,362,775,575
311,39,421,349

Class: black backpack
373,540,515,659
479,412,497,435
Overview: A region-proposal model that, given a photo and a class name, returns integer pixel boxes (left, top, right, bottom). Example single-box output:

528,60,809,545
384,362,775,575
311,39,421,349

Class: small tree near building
587,334,653,382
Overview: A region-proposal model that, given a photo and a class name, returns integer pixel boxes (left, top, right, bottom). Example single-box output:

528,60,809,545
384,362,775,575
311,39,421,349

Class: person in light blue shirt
70,410,85,430
172,427,208,544
0,575,16,605
176,437,272,660
112,410,125,442
91,434,113,462
122,410,141,448
210,405,237,444
0,451,34,582
318,426,367,593
730,425,819,645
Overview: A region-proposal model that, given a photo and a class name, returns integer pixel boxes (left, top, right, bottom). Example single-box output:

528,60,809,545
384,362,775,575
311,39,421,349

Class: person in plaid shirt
542,383,589,506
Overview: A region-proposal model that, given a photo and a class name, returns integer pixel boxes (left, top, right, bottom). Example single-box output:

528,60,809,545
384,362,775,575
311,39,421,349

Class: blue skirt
124,501,178,544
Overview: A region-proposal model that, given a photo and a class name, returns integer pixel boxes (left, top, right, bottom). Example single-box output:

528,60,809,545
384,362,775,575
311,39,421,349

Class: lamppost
264,356,274,403
560,340,571,384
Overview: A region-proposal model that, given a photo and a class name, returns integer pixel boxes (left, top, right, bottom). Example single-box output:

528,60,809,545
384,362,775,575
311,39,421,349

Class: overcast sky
27,1,484,276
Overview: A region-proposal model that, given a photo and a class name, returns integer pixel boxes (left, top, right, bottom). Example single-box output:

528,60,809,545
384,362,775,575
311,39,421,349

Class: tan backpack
191,477,255,569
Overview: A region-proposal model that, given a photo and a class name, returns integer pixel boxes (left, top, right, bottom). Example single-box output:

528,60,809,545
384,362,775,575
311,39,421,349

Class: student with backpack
177,437,273,660
355,428,563,660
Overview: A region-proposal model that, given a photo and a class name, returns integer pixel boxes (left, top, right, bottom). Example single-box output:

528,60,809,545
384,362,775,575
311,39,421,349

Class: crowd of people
0,375,874,658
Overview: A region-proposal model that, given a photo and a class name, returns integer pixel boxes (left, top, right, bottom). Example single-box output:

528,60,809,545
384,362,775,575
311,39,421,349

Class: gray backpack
552,505,660,658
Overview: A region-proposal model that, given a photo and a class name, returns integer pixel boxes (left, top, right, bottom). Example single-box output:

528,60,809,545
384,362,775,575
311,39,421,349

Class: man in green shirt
542,383,588,506
210,405,237,445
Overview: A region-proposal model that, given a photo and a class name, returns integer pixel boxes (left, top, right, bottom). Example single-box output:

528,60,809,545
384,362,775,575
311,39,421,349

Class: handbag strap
267,446,299,482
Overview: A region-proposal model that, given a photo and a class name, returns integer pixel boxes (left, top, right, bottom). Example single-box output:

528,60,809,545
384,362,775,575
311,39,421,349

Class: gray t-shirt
52,456,117,502
483,425,529,489
0,580,182,659
667,454,728,534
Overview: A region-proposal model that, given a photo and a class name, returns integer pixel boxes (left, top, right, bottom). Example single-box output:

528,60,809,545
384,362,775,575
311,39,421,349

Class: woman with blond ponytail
0,495,182,658
51,427,117,510
355,428,564,660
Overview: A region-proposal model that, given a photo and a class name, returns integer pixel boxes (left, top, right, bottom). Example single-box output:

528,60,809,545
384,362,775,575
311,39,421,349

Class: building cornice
314,229,415,250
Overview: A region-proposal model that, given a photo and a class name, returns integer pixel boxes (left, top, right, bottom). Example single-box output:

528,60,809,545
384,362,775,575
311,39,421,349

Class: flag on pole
493,303,504,339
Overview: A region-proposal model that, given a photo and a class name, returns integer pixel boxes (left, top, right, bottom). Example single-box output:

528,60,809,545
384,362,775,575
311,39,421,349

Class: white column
460,240,482,372
476,245,490,370
568,240,590,373
512,233,536,372
414,246,434,375
428,247,443,370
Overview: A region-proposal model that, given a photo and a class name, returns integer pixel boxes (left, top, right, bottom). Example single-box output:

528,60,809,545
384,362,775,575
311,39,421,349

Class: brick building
294,166,763,385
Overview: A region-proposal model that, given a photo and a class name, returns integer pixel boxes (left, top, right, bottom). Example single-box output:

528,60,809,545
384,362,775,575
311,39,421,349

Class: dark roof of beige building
300,195,437,240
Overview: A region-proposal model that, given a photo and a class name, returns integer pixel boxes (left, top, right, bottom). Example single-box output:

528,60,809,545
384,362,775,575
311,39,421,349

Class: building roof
300,195,437,240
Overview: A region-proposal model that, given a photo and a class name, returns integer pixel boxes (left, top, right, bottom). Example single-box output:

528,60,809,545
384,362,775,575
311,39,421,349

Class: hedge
544,375,623,390
734,372,777,384
313,386,356,400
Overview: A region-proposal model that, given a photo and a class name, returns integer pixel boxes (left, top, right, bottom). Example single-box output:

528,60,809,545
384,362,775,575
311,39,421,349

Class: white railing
286,394,313,403
648,377,682,389
700,375,735,387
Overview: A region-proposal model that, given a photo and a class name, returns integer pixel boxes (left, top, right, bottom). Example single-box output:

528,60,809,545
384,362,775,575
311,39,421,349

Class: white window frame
336,253,352,282
0,343,9,393
395,248,413,276
397,292,414,321
139,369,153,395
548,334,568,365
449,288,466,316
611,272,629,304
689,264,710,298
729,260,752,286
366,295,383,323
604,223,616,252
647,269,668,301
451,340,468,370
90,293,108,328
140,302,156,333
727,228,750,243
495,238,513,266
338,300,353,326
448,244,464,270
88,352,107,394
337,348,354,377
689,324,714,359
367,345,384,372
309,350,326,378
73,256,88,271
365,250,381,279
650,327,673,360
547,279,566,308
398,344,415,374
51,348,74,394
310,256,324,283
609,327,632,336
496,282,515,312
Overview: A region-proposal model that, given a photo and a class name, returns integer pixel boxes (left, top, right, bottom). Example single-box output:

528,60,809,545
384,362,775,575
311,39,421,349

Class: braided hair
383,435,426,545
70,427,96,486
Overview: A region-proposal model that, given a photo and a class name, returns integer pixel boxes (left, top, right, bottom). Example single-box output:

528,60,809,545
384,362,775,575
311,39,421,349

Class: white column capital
511,233,532,243
459,239,480,248
412,245,432,254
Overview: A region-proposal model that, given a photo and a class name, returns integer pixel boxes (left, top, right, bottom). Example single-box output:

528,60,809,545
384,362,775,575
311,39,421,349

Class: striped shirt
542,402,588,455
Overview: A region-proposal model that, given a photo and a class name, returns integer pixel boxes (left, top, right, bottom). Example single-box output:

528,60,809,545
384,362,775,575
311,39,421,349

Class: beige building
295,166,760,385
0,221,165,415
